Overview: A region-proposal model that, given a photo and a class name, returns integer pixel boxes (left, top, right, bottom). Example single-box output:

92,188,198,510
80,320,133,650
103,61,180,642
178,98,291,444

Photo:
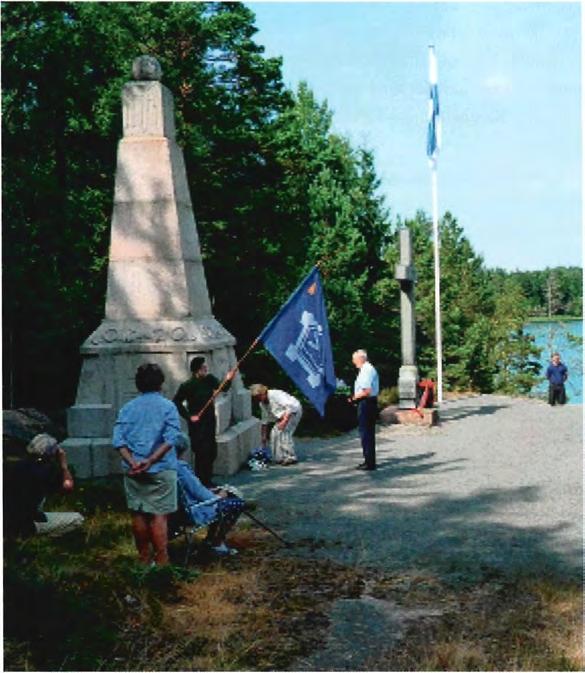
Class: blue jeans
358,397,377,468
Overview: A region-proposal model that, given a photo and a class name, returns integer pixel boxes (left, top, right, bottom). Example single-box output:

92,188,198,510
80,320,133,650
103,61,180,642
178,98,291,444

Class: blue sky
248,2,582,272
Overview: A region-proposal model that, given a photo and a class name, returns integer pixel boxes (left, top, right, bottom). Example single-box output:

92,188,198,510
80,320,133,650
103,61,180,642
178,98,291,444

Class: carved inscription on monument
89,322,231,346
122,81,175,139
124,84,160,136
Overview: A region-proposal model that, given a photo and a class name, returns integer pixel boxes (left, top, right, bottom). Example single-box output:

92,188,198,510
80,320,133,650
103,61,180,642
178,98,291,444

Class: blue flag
258,267,336,416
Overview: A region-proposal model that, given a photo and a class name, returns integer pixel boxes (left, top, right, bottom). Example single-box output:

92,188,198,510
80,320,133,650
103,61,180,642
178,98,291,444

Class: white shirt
354,361,379,397
260,389,302,423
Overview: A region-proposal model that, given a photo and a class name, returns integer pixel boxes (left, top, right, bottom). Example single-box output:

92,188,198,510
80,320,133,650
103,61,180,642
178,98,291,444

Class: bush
377,386,399,409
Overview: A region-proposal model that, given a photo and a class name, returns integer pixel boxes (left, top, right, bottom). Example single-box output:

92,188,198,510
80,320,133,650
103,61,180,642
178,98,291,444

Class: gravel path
230,395,582,582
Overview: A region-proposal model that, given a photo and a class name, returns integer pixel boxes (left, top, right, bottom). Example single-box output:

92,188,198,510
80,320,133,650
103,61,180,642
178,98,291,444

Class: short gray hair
26,433,59,458
352,349,368,361
249,383,268,397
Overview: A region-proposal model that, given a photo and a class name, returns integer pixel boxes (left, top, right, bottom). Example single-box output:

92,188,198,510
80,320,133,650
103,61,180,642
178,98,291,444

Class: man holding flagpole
186,266,336,464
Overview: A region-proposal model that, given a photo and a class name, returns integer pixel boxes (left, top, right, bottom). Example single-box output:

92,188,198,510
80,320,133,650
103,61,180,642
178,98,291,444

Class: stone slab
81,319,235,354
62,437,121,478
215,394,232,435
91,439,116,478
395,408,439,427
67,404,114,438
398,364,419,409
232,388,252,422
61,438,93,479
215,417,261,476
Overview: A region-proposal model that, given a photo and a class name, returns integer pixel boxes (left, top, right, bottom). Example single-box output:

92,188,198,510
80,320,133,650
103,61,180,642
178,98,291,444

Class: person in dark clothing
173,357,235,487
348,349,379,471
3,433,83,539
546,352,569,406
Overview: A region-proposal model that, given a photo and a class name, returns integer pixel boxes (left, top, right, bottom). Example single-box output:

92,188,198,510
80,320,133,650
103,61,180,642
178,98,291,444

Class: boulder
379,405,399,425
3,408,66,458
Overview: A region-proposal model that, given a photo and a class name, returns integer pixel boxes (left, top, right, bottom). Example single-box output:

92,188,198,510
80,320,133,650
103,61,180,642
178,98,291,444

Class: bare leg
150,514,169,566
131,513,152,564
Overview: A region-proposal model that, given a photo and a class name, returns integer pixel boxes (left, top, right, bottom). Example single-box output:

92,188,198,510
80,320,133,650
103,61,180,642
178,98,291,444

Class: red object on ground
415,379,435,416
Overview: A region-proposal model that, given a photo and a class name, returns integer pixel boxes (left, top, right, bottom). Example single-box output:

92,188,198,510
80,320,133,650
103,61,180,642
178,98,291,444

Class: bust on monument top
132,55,163,81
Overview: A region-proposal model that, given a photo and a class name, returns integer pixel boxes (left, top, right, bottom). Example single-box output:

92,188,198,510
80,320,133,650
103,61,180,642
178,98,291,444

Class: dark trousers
206,497,244,545
548,383,566,406
358,397,377,468
189,419,217,486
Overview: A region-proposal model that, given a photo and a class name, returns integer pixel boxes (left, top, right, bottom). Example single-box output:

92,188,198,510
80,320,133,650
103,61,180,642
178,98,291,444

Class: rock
3,408,66,457
379,405,399,425
395,407,439,427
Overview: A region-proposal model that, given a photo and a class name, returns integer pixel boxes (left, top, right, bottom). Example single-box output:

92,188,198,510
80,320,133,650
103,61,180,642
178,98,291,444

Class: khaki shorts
124,469,177,515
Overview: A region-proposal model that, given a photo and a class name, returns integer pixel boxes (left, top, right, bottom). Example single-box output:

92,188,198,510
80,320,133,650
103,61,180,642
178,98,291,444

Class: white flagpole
428,45,443,405
431,159,443,405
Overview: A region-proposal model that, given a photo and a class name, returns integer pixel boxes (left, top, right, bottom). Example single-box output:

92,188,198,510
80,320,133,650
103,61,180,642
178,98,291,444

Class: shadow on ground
231,440,581,586
439,403,508,423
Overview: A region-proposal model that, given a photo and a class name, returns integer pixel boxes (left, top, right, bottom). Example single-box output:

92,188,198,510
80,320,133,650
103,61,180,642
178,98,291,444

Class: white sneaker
212,543,238,556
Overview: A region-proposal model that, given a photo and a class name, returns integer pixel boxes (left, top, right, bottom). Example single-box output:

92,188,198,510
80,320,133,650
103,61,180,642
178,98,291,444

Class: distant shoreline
526,316,582,323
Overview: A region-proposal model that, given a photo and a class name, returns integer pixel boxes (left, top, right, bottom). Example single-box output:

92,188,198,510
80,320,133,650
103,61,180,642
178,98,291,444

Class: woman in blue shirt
113,363,182,566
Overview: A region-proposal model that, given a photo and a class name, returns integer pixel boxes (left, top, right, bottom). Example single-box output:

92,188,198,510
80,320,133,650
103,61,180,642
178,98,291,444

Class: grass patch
3,478,362,671
370,572,583,671
4,479,582,671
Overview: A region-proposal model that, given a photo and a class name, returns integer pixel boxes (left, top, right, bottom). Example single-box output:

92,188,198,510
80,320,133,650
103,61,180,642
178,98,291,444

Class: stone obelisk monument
64,56,260,477
395,227,419,408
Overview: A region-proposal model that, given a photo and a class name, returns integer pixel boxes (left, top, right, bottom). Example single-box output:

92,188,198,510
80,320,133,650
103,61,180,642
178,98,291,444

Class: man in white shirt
348,349,379,471
250,384,303,465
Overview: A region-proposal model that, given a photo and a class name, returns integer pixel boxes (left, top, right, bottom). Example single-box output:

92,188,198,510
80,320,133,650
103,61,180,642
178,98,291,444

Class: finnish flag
258,267,337,416
427,46,441,163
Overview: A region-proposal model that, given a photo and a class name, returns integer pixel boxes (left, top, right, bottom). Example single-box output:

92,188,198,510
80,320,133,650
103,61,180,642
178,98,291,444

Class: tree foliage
501,267,583,318
380,212,542,393
3,2,556,411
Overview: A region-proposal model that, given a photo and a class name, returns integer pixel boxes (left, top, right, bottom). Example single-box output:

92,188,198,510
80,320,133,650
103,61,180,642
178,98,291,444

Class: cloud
483,74,513,94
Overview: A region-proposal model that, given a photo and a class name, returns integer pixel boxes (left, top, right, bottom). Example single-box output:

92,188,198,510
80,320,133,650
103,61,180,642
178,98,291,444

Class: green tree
266,83,393,386
2,1,291,408
381,211,541,394
490,277,542,393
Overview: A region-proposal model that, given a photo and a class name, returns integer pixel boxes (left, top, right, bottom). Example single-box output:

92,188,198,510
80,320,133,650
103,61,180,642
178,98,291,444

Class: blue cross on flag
427,45,441,163
258,267,336,416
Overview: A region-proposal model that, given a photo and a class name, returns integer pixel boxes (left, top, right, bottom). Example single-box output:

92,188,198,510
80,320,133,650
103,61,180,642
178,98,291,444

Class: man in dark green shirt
173,357,234,486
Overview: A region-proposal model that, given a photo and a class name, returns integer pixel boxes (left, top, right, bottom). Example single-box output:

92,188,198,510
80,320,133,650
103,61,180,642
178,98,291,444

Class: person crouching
249,384,302,465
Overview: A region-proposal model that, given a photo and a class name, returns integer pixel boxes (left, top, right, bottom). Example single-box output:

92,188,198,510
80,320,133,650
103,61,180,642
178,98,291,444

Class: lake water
524,320,582,405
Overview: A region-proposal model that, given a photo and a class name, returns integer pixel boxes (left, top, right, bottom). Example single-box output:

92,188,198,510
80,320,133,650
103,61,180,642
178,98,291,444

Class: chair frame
173,479,221,565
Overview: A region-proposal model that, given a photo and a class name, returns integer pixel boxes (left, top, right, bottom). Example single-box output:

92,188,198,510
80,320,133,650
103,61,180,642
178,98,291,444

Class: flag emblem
258,268,336,416
285,310,325,388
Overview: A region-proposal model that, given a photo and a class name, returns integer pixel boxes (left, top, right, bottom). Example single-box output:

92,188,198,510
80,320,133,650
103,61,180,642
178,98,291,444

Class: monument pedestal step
62,416,261,480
